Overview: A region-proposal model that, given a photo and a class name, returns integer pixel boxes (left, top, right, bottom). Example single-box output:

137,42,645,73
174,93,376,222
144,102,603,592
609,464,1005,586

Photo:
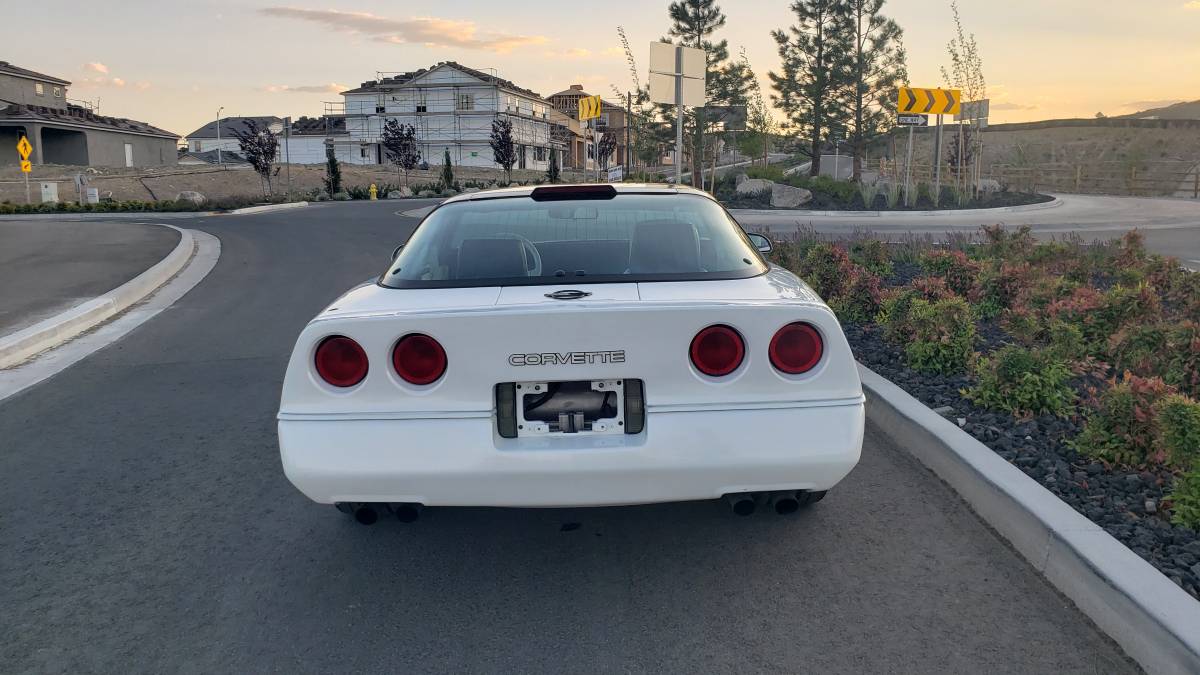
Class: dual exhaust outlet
338,502,423,525
723,491,812,516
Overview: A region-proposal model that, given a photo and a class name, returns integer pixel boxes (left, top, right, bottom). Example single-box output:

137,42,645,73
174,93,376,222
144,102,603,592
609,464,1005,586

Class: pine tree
440,148,455,192
769,0,853,177
381,119,420,188
489,118,516,185
845,0,907,181
324,153,342,196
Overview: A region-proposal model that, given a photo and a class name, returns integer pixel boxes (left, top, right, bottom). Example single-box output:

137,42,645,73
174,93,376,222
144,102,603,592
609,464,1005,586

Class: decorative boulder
418,190,437,198
332,191,351,201
736,178,774,196
770,183,813,209
463,187,481,193
977,178,1002,194
734,173,749,186
175,191,206,206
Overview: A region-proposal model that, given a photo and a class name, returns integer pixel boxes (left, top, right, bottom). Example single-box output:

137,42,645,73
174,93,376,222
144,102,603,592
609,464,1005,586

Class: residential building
326,62,558,171
548,84,629,169
0,61,177,168
184,116,284,155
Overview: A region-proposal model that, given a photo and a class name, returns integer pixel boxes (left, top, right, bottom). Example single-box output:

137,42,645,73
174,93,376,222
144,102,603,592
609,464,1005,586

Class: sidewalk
0,220,180,336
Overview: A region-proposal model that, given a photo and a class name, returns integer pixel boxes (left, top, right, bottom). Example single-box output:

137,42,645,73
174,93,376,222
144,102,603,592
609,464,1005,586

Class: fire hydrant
369,183,378,200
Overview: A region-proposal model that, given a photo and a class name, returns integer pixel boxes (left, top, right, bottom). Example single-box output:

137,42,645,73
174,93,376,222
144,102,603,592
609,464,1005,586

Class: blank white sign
649,42,706,79
648,72,706,107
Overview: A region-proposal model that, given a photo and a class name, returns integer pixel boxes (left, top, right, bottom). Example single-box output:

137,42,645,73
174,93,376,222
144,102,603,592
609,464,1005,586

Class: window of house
35,83,44,96
416,94,427,113
456,94,474,111
534,146,547,162
52,87,62,97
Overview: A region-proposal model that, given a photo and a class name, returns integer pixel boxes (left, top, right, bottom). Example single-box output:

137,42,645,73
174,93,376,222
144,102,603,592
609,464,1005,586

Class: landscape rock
978,178,1002,193
735,173,749,186
418,190,437,198
332,191,351,201
736,178,774,196
770,183,813,208
175,191,206,206
388,186,413,199
463,187,481,193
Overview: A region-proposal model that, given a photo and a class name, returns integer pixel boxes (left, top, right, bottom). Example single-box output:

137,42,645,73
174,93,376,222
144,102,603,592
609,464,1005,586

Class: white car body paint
278,187,864,508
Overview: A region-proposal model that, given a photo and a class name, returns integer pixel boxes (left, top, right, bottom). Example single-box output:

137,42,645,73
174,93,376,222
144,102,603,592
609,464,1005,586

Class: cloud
135,81,151,91
259,7,547,53
601,47,625,58
264,82,348,94
563,48,591,59
1185,1,1200,9
111,77,126,87
992,102,1038,111
83,62,108,74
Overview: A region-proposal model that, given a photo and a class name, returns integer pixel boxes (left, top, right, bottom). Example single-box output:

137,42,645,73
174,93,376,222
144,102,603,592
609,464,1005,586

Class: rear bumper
278,401,864,507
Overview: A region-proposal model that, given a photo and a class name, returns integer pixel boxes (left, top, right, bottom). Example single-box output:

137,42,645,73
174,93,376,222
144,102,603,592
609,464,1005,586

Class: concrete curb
730,196,1063,219
0,225,195,369
858,363,1200,675
227,201,308,215
0,212,219,221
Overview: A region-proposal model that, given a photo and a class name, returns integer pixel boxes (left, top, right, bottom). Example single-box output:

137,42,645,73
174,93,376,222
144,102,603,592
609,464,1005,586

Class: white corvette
278,184,864,524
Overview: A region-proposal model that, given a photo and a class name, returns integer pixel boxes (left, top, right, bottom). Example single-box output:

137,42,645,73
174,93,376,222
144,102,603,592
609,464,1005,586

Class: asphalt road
732,193,1200,269
0,220,179,335
0,200,1137,674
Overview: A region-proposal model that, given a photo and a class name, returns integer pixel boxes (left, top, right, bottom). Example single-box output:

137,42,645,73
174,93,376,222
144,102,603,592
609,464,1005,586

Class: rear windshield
381,193,767,288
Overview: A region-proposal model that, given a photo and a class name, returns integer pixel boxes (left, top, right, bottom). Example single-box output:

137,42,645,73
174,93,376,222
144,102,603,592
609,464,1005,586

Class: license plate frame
515,379,625,437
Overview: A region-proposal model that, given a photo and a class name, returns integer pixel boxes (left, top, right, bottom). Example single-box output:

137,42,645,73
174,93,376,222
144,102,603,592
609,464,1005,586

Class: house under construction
322,62,558,171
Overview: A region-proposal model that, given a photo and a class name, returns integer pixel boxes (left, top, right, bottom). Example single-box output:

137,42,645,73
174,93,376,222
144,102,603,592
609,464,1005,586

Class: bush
976,261,1032,319
849,240,893,277
1170,468,1200,530
967,346,1077,417
1158,394,1200,471
920,250,979,297
1074,375,1175,466
829,271,882,324
797,243,856,299
909,276,956,301
902,296,976,374
745,164,786,182
979,224,1036,261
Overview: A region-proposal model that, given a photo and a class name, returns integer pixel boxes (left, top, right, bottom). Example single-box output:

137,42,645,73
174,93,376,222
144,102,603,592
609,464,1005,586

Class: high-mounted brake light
690,325,745,377
392,334,447,385
530,184,617,201
769,323,824,374
314,336,369,387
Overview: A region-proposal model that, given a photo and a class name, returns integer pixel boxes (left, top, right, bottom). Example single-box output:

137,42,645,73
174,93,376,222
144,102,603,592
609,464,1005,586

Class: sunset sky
7,0,1199,136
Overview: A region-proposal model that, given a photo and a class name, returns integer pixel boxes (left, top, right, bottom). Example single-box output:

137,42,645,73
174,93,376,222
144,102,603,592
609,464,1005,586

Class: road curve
732,193,1200,268
0,200,1136,673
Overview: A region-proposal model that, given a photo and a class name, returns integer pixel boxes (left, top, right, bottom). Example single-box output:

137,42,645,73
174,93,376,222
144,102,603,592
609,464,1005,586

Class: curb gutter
228,201,308,216
858,364,1200,675
731,197,1064,219
0,225,195,369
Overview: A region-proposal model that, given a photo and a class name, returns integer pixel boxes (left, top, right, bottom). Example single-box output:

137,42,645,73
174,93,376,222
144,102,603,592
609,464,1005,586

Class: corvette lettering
509,351,626,366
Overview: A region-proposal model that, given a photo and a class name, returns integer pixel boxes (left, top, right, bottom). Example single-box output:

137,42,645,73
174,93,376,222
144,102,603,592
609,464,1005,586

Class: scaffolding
320,64,560,169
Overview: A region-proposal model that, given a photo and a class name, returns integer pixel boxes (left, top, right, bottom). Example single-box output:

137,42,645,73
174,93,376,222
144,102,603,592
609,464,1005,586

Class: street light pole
216,106,224,167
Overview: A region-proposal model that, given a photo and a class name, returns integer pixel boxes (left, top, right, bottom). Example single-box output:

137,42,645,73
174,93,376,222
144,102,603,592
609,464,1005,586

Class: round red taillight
314,336,368,387
769,322,824,374
690,325,745,377
392,334,447,385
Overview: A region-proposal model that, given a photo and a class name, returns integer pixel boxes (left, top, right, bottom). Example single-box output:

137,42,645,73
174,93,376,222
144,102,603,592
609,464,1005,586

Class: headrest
457,238,528,278
628,220,700,273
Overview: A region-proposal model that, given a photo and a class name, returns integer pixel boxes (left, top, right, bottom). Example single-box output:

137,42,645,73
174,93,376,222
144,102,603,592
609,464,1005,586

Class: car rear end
277,185,864,518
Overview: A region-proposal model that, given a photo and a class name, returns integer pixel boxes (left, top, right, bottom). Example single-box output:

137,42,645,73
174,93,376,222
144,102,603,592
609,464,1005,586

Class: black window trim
377,191,770,290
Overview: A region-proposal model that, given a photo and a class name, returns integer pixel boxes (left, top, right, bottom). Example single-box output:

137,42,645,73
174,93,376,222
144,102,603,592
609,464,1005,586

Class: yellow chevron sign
578,95,603,121
897,87,961,116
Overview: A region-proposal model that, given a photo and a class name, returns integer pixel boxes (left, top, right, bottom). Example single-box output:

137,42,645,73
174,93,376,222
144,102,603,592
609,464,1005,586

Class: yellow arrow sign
578,95,603,121
20,159,31,173
17,135,32,159
897,87,961,116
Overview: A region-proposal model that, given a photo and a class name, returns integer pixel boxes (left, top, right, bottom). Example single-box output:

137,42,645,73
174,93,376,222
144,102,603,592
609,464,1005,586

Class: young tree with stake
231,119,280,196
440,148,455,192
381,119,420,188
770,0,853,177
489,118,516,185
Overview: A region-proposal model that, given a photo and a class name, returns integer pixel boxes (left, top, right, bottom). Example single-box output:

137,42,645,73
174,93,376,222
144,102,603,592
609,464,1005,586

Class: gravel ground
845,320,1200,600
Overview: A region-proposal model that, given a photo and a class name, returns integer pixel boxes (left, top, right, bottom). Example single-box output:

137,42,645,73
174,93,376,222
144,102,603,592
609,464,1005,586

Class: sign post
578,95,603,182
16,135,33,204
649,42,706,186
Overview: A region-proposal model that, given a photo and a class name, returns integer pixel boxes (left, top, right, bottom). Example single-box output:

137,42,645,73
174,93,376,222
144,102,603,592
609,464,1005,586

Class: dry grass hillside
883,122,1200,197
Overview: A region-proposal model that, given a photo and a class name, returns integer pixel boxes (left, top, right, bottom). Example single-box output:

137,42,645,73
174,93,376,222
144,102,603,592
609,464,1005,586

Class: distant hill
1121,100,1200,120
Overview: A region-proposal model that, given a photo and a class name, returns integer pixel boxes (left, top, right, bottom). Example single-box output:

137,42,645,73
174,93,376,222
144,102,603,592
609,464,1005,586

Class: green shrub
1048,320,1089,363
908,276,956,301
967,346,1077,417
902,297,976,374
797,243,855,299
980,224,1035,261
1109,323,1169,376
1170,468,1200,530
976,261,1031,319
920,250,979,297
1074,375,1175,466
745,164,786,182
1158,394,1200,471
849,240,893,277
